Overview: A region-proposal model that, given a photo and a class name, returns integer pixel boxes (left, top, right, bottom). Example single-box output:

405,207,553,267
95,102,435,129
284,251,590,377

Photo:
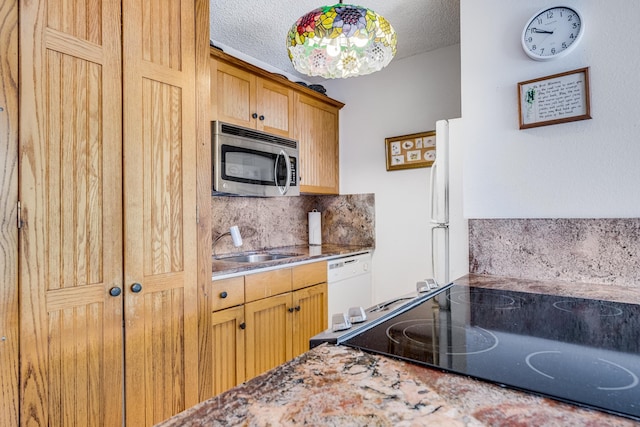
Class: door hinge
17,201,22,229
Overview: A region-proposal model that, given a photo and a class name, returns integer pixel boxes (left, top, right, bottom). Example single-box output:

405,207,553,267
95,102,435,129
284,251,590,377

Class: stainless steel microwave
212,121,299,197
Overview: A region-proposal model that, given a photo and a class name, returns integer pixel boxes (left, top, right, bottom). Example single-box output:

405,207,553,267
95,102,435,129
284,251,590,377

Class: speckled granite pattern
156,345,637,427
212,244,373,277
469,219,640,287
156,275,640,427
211,194,375,255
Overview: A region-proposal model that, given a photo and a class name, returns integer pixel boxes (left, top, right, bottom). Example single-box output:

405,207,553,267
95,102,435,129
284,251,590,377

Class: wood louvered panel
19,0,123,424
256,79,294,138
122,0,198,425
211,306,245,396
295,93,340,194
292,283,328,357
244,293,292,379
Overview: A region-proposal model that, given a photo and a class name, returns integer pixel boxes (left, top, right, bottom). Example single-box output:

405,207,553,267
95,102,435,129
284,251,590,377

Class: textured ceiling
210,0,460,82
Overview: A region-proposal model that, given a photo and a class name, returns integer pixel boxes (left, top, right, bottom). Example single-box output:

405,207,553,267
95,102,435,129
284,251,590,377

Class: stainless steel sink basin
218,253,300,263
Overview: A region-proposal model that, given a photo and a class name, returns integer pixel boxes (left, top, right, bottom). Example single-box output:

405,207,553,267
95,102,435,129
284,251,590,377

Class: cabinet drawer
292,261,327,290
212,277,245,311
245,268,292,302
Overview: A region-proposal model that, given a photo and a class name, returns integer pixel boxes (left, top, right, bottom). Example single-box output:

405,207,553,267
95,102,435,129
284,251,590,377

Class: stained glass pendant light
287,1,397,79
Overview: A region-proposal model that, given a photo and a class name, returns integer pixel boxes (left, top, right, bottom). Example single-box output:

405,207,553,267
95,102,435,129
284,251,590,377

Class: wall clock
522,6,583,60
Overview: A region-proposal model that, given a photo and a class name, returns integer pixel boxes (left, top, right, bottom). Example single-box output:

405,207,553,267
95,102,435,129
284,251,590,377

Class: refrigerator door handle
431,222,449,285
429,159,438,222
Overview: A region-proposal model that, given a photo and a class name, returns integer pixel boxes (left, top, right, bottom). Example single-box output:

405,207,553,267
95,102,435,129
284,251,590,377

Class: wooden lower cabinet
244,283,328,380
211,305,246,395
245,293,293,378
292,284,328,356
208,262,328,396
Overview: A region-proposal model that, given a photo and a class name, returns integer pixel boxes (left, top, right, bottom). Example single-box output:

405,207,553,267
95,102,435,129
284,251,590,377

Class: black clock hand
531,28,554,34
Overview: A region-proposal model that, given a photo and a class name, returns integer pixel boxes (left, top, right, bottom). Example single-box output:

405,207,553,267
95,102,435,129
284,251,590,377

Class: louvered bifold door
19,0,124,426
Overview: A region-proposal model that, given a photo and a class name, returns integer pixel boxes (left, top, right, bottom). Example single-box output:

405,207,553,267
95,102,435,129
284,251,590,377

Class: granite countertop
156,344,637,427
158,274,640,426
212,244,373,279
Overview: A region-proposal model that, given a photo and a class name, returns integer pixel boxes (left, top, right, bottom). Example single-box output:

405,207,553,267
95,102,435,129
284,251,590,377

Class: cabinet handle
131,283,142,293
295,305,301,311
288,307,294,313
109,287,122,297
220,291,228,299
239,322,246,330
259,115,265,121
252,113,258,119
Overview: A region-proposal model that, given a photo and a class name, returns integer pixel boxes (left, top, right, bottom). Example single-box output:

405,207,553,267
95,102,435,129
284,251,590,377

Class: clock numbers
522,6,583,60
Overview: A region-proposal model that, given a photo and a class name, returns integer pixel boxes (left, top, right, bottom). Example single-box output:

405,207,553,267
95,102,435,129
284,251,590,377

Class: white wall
461,0,640,218
323,45,461,303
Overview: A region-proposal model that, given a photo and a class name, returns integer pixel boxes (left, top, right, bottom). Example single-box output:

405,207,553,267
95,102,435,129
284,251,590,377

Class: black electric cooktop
343,284,640,421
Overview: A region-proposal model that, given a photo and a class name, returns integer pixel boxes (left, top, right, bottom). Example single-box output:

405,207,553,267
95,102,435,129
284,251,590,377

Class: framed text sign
518,67,591,129
385,130,436,171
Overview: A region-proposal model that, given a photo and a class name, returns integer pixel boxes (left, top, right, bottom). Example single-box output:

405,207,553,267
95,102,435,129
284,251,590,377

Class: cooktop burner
343,284,640,421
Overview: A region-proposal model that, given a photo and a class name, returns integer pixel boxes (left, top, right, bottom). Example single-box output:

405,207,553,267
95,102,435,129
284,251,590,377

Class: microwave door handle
275,150,292,195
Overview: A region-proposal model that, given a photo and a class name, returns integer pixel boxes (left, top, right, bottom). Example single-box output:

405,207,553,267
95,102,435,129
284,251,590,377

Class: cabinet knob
220,291,228,299
239,322,246,330
295,305,301,312
252,113,258,119
259,115,265,121
109,287,122,297
131,283,142,293
288,307,294,313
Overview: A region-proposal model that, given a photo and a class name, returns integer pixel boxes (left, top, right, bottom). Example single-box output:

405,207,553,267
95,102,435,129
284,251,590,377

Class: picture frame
518,67,591,129
385,130,436,171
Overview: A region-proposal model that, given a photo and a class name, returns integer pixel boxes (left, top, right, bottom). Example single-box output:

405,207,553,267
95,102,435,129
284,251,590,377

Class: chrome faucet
213,225,243,257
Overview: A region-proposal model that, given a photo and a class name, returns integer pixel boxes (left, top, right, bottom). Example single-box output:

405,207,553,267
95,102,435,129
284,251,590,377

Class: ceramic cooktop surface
344,284,640,421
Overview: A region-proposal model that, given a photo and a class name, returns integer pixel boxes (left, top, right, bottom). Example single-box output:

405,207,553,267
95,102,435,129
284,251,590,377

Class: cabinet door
244,293,293,379
19,1,124,425
256,79,294,138
292,284,328,357
210,60,256,127
211,306,246,395
295,93,340,194
122,0,199,424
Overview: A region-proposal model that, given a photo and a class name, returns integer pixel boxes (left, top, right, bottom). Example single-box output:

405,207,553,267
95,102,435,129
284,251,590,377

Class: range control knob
331,313,352,332
348,306,367,323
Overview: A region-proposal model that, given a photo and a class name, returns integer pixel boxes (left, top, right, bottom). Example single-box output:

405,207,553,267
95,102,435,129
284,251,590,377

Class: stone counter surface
212,244,373,279
156,343,636,427
158,275,640,426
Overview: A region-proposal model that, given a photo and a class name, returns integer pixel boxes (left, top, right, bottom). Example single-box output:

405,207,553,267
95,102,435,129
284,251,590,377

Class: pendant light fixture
286,1,397,79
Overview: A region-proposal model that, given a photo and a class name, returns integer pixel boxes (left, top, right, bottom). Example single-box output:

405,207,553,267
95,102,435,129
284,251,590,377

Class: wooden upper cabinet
295,93,341,194
211,59,294,138
209,49,344,195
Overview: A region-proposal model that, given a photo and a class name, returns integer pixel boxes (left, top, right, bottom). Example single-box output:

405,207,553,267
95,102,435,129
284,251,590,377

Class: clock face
522,6,583,60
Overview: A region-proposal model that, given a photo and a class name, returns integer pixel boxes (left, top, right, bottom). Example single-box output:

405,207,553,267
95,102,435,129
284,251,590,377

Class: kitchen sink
218,253,301,263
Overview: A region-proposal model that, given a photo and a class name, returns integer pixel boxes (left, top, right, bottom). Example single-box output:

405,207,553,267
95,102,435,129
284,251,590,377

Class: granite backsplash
211,193,375,255
469,218,640,287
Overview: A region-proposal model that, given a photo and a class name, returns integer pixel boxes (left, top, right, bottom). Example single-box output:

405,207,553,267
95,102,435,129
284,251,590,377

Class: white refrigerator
429,119,469,285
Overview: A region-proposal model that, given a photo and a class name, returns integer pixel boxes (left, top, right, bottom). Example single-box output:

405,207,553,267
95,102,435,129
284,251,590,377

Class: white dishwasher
327,252,372,328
